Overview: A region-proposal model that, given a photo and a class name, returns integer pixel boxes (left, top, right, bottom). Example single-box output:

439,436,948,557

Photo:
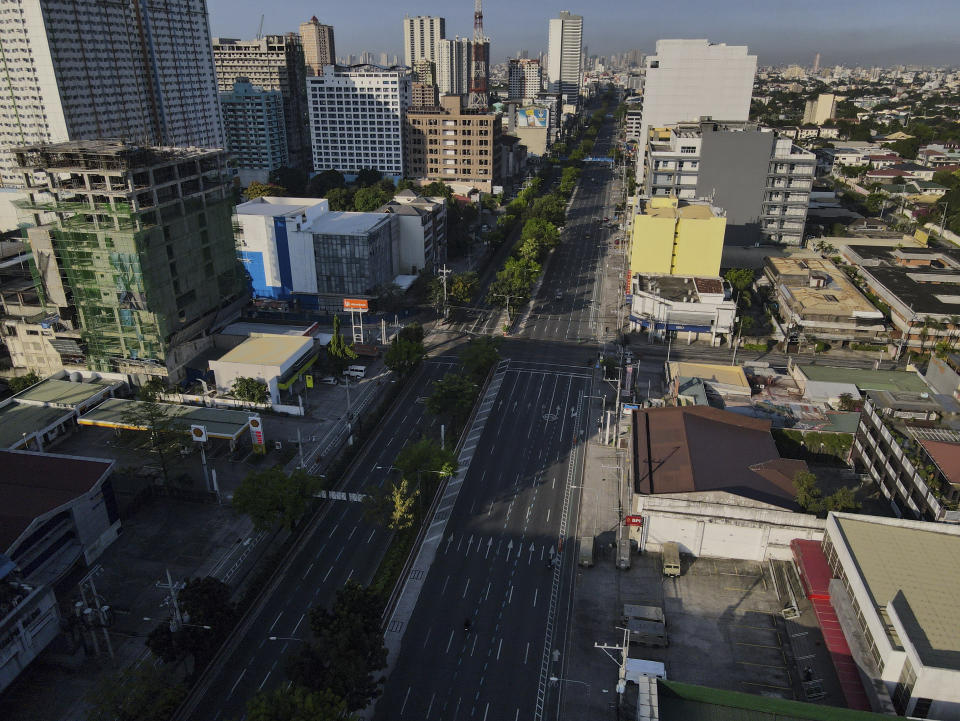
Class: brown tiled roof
0,450,113,550
632,406,804,509
919,440,960,489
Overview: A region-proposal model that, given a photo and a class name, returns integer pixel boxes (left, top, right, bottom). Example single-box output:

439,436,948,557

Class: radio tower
467,0,488,109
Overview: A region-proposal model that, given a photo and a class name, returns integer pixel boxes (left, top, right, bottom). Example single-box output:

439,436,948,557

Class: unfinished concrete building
12,141,247,380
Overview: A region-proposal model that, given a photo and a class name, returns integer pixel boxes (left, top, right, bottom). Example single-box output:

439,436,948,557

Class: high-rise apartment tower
212,35,311,171
0,0,224,188
403,16,445,67
547,11,584,102
300,17,337,74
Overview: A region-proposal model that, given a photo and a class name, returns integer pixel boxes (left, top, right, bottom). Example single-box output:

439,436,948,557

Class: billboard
517,107,548,128
343,298,369,311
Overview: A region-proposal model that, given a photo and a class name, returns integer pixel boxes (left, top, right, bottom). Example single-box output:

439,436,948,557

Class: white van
342,365,367,379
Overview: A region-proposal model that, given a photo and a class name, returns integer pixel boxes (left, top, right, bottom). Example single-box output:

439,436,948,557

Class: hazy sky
207,0,960,67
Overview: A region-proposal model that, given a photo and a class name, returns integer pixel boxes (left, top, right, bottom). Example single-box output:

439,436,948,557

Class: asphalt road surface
180,359,457,721
374,361,593,721
375,115,620,721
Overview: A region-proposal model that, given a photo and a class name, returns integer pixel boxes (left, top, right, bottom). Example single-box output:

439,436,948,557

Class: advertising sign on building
343,298,369,311
517,107,549,128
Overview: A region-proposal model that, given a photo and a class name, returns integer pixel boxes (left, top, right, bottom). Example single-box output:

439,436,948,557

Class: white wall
637,495,824,561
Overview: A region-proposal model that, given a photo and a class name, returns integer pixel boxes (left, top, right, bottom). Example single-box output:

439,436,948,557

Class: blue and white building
234,196,401,311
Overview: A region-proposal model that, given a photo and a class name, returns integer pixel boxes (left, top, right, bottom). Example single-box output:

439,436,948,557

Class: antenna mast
467,0,488,109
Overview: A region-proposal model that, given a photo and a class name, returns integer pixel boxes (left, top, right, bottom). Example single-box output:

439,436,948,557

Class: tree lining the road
284,582,388,712
326,314,358,373
486,98,614,326
246,684,356,721
146,577,238,675
85,664,186,721
232,467,325,531
426,372,478,430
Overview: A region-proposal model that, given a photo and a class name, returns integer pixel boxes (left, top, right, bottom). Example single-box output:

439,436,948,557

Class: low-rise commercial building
404,94,502,194
764,256,887,345
0,558,59,695
234,196,401,310
378,189,447,274
851,390,959,522
208,334,316,405
844,245,960,352
628,197,726,278
629,274,736,344
821,513,960,719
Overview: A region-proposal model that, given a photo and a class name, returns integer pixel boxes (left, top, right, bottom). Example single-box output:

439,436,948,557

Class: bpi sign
624,515,644,527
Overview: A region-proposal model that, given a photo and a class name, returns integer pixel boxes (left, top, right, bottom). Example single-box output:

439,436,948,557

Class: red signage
624,515,644,527
343,298,369,311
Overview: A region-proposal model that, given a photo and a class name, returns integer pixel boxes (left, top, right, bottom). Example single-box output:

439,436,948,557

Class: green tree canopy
824,486,860,513
487,257,540,315
244,182,287,201
327,315,359,373
287,582,387,711
269,167,308,196
426,372,478,429
232,377,269,404
86,665,186,721
325,187,354,211
307,169,346,198
793,470,823,513
397,322,425,345
459,336,500,384
384,336,425,376
232,467,323,531
246,685,354,721
528,194,567,226
363,477,419,531
7,371,41,393
353,185,393,212
394,437,458,486
355,167,383,187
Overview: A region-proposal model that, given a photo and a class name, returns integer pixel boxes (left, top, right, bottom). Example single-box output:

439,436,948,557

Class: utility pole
595,627,632,718
439,264,452,319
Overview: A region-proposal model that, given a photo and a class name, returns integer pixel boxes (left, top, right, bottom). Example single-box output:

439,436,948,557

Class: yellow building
629,198,726,278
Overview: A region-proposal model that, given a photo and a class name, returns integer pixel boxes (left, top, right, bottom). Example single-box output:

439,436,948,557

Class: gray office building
644,121,815,246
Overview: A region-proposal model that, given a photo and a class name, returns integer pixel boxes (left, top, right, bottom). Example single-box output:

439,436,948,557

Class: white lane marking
346,569,354,582
323,566,333,582
533,588,538,607
546,508,551,524
335,546,344,561
302,563,313,580
441,575,450,595
524,642,530,664
497,638,503,660
293,612,305,635
229,669,245,696
508,585,514,604
269,611,283,632
423,626,432,648
445,628,455,653
367,528,376,543
483,702,490,721
463,578,470,598
348,526,357,540
328,523,339,538
400,686,411,715
259,669,272,689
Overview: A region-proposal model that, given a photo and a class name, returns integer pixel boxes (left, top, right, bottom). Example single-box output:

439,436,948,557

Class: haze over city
208,0,960,65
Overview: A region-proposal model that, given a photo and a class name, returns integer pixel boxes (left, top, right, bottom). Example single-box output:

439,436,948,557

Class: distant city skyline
207,0,960,67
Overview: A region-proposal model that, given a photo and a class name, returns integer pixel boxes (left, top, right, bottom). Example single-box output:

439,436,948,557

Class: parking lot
560,549,844,721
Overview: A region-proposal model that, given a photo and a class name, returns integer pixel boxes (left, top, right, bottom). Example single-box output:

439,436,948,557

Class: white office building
508,59,543,100
637,39,756,182
437,37,472,96
403,15,445,67
0,0,224,189
307,65,410,180
822,513,960,720
547,11,583,101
